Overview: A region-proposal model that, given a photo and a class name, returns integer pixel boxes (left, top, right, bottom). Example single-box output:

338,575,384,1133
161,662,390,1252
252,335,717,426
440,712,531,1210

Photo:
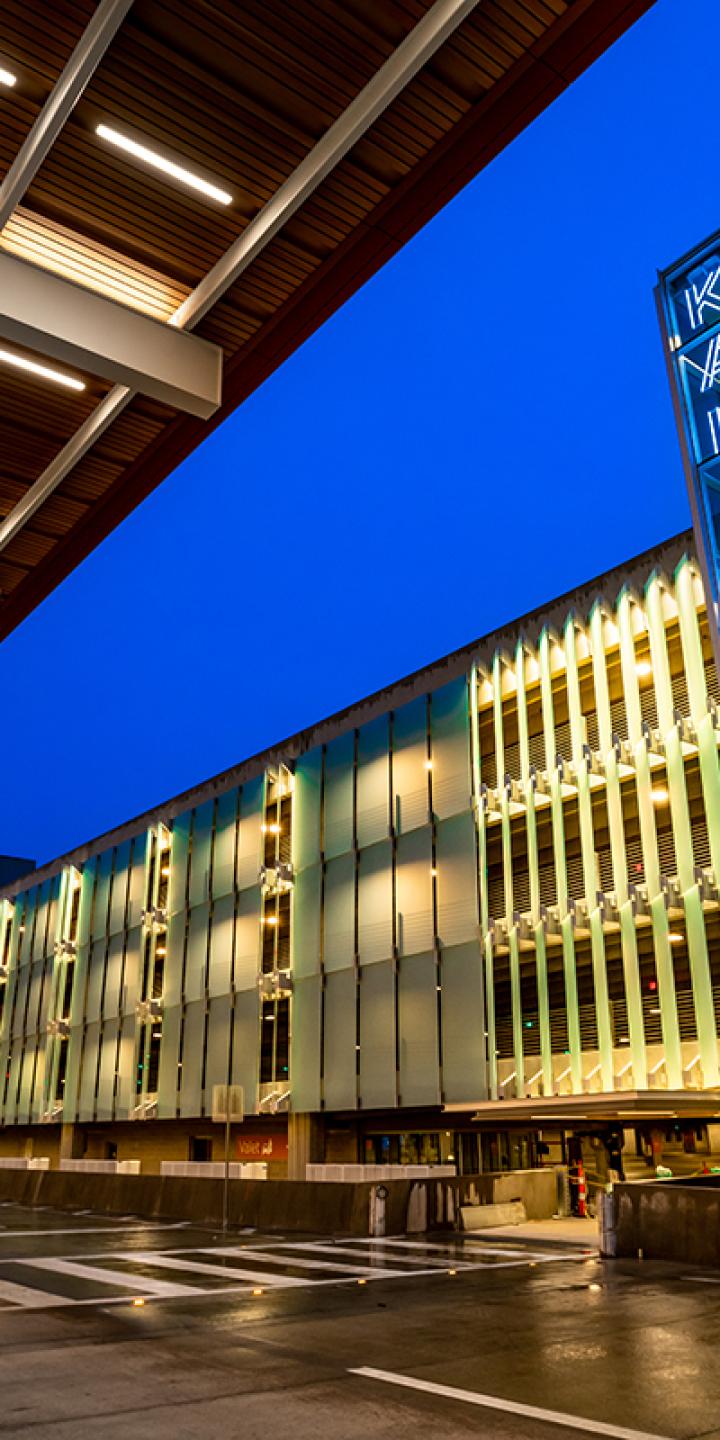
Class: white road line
0,1223,186,1238
205,1246,422,1277
123,1252,305,1287
262,1241,564,1270
349,1368,673,1440
24,1257,202,1298
344,1237,579,1260
0,1277,74,1308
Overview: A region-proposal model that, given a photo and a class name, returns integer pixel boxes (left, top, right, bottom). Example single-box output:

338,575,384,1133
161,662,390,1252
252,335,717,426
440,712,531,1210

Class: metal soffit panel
0,0,657,636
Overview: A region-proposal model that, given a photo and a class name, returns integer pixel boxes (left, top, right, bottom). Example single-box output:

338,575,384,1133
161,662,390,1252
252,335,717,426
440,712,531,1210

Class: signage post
212,1084,244,1234
657,232,720,672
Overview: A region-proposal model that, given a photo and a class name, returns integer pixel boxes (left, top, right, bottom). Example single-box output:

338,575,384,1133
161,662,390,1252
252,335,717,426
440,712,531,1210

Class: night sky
1,0,716,866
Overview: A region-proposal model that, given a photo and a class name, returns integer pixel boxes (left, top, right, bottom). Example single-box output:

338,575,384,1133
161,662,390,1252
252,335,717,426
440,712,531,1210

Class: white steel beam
0,0,480,556
0,253,222,417
0,0,134,232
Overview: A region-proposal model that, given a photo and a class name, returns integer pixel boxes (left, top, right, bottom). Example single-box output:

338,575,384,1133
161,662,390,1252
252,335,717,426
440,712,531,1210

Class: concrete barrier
306,1163,455,1182
59,1159,141,1175
0,1157,50,1171
0,1164,559,1236
460,1200,526,1230
160,1161,267,1181
614,1178,720,1265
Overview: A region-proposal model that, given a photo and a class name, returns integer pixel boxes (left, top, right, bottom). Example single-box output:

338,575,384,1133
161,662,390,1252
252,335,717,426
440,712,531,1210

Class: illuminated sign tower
658,233,720,670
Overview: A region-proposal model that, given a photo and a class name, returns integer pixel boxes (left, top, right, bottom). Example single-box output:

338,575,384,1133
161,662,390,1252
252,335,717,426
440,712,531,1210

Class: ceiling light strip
0,348,85,391
0,66,16,88
0,0,134,233
0,0,480,555
95,124,232,205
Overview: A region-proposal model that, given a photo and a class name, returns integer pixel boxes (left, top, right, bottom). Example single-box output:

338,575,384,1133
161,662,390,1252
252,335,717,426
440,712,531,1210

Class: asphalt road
0,1203,716,1439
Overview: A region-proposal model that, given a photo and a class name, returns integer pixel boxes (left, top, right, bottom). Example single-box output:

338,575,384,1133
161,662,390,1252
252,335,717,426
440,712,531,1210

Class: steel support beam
0,0,480,556
0,253,222,417
0,0,134,232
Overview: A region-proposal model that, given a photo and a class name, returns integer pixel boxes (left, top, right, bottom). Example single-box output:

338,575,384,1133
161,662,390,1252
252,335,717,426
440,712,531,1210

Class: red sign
236,1133,288,1161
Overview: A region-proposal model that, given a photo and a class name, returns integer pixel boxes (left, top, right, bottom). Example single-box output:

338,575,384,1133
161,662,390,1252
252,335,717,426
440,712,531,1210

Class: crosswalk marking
214,1246,418,1277
250,1238,480,1272
0,1232,585,1312
0,1276,72,1308
26,1256,202,1298
121,1252,306,1287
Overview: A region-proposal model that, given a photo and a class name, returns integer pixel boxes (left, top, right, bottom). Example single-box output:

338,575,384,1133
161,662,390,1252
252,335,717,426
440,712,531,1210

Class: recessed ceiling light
96,123,232,205
0,67,17,88
651,786,669,805
668,932,684,944
635,660,652,678
0,347,85,391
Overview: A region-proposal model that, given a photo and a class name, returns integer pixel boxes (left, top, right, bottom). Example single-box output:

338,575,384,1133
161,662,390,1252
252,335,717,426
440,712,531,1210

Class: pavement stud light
357,1278,367,1286
252,1288,263,1297
132,1297,146,1307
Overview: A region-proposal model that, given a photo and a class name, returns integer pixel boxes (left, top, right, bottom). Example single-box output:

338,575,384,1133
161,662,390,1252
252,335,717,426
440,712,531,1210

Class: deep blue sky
1,0,715,866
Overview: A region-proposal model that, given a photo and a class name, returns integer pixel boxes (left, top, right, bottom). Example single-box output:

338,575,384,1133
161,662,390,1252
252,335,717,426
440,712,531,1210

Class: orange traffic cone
577,1161,587,1218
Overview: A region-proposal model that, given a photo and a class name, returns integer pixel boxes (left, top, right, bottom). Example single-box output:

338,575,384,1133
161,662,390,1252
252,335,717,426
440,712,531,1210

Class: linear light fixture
0,66,17,88
0,346,85,390
96,123,232,205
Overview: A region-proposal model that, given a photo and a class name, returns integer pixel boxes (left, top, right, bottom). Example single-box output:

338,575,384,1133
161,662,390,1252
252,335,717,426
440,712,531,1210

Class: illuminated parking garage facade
1,530,720,1173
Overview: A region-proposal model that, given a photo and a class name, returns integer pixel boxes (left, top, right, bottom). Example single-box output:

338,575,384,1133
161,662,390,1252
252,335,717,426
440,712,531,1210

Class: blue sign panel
658,233,720,652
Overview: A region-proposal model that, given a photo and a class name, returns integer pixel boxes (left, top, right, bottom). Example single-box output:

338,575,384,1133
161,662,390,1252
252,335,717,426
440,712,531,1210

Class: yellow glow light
252,1287,263,1296
424,760,433,771
132,1297,146,1308
635,660,652,678
96,123,233,205
264,915,278,926
1,207,191,321
357,1278,367,1286
0,346,85,391
0,67,16,87
651,787,669,805
668,932,684,944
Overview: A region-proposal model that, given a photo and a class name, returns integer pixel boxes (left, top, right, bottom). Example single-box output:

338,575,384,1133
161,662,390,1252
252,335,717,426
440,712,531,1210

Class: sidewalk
465,1216,599,1248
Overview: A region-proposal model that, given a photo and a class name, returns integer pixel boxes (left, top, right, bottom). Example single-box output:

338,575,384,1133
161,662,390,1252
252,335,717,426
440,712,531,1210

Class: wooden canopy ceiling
0,0,654,639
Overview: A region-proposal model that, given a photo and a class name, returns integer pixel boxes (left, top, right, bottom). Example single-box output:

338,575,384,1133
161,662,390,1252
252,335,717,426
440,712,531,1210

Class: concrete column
287,1113,324,1180
60,1124,82,1160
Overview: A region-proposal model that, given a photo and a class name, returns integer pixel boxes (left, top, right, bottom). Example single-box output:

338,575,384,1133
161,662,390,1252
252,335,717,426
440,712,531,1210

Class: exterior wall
1,541,719,1136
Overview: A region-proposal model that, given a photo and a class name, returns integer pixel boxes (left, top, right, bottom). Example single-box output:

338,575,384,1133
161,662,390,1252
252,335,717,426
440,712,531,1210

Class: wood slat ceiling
0,0,655,632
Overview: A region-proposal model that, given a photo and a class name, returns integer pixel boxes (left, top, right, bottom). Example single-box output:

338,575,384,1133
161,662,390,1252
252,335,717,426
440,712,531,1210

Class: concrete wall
0,1164,558,1235
614,1179,720,1266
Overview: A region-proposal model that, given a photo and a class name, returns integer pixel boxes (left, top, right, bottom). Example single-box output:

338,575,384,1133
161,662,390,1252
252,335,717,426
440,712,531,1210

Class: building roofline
2,527,695,898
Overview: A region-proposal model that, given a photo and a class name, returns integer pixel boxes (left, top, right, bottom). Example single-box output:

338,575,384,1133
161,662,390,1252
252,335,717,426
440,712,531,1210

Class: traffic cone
577,1161,587,1218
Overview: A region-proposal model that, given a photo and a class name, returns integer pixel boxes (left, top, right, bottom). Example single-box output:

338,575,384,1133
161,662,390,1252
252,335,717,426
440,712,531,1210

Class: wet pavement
0,1202,716,1438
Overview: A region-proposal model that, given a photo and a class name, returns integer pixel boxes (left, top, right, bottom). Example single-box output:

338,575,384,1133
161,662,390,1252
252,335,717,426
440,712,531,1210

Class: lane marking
682,1276,720,1284
260,1241,577,1271
0,1223,187,1238
209,1246,421,1277
24,1257,202,1298
344,1237,586,1260
349,1368,673,1440
122,1252,305,1287
0,1276,73,1309
259,1241,478,1267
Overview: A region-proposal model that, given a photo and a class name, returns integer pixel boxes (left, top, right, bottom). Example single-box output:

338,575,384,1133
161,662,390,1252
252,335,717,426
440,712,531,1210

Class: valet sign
658,231,720,658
